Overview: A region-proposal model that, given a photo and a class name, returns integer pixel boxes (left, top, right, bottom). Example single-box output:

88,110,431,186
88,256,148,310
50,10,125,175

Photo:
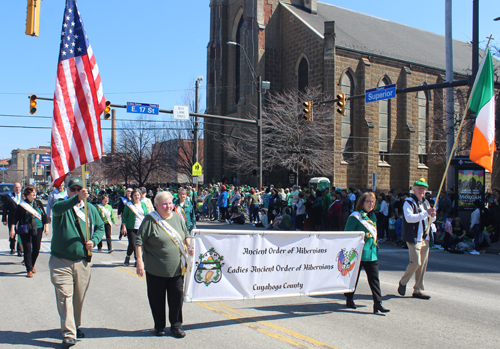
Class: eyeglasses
365,200,376,204
69,187,82,192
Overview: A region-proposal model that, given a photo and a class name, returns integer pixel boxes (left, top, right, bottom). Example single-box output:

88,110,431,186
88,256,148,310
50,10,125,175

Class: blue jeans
473,224,482,251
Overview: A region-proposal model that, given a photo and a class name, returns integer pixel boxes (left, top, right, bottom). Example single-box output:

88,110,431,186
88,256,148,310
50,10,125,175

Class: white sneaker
470,250,480,255
226,219,230,224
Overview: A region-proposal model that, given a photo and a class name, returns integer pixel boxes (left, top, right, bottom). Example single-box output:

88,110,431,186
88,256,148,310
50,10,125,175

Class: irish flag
468,48,496,172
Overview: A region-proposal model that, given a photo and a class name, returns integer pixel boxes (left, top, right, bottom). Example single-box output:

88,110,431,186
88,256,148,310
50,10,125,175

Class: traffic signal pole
33,96,258,125
320,79,470,107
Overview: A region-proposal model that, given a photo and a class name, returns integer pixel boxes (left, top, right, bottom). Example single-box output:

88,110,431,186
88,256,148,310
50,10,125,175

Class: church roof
282,2,498,75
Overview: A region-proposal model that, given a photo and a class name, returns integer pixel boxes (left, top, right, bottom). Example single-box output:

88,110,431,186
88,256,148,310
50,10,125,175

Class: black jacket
13,199,47,233
2,193,20,228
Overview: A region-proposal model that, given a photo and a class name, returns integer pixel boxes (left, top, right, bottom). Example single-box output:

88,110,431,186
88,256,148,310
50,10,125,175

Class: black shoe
17,250,23,257
373,303,390,314
412,292,431,300
346,300,357,309
397,282,406,296
124,256,130,266
76,329,85,338
62,337,76,347
10,249,15,255
98,249,103,252
155,329,166,337
170,328,186,338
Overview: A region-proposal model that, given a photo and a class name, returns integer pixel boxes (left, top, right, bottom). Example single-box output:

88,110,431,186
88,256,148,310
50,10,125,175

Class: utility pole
111,109,117,153
194,76,202,192
445,0,455,191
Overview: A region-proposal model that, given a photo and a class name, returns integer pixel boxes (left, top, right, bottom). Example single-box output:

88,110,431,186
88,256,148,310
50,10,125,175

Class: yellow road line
197,302,309,348
116,266,143,279
215,302,338,349
115,266,337,348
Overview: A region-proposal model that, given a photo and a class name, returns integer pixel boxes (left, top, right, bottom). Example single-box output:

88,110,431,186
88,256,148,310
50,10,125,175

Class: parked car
0,183,15,216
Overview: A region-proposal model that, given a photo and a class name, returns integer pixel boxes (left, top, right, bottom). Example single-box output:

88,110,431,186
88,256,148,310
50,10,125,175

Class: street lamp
227,41,264,190
494,17,500,21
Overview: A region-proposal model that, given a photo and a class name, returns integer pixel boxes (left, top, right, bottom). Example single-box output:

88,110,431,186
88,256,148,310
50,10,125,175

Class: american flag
51,0,105,187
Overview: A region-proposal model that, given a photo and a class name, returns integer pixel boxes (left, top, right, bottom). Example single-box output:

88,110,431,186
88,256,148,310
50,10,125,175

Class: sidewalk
486,240,500,255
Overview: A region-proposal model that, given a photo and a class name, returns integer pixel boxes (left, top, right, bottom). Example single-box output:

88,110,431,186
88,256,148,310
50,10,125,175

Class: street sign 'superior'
173,105,190,120
192,162,202,177
126,102,159,115
365,83,396,103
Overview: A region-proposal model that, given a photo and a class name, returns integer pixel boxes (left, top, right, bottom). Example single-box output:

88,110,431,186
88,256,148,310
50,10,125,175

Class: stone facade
206,0,497,192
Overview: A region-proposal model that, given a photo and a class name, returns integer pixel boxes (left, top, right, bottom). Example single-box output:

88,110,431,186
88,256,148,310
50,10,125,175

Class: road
1,216,499,349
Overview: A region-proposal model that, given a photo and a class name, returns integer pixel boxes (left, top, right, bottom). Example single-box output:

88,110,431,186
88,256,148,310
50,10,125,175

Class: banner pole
81,164,92,253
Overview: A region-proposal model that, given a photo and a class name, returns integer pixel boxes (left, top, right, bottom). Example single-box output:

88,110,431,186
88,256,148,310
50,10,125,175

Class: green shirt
51,195,104,261
97,204,117,225
136,213,188,278
344,211,378,262
122,202,149,230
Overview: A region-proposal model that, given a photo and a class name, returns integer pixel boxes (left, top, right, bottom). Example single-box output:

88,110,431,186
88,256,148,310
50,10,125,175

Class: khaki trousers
399,240,429,294
49,255,92,339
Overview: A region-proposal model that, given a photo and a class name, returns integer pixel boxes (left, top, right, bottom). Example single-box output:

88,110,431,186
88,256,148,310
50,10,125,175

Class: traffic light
29,94,37,114
25,0,41,37
336,93,346,115
303,101,313,121
104,101,111,119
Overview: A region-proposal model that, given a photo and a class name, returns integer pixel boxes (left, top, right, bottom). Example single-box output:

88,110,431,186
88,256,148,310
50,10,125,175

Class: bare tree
222,87,335,179
105,116,168,186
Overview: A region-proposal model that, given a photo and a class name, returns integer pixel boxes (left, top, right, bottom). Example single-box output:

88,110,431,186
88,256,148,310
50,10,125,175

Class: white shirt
403,199,436,241
470,208,480,228
380,200,389,216
47,189,67,217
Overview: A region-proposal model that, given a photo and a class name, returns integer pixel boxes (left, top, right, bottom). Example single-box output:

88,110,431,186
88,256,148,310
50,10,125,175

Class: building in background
10,146,51,186
205,0,500,191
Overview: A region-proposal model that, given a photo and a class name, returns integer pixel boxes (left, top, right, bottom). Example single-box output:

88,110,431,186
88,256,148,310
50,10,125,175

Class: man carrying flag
48,0,106,347
468,48,496,173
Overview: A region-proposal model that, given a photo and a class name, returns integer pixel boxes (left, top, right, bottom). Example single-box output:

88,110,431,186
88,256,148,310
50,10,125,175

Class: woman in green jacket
344,192,390,314
97,194,118,253
121,189,148,266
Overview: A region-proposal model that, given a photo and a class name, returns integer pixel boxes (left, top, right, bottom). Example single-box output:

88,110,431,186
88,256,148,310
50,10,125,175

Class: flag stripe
474,98,495,146
468,48,496,172
51,0,105,187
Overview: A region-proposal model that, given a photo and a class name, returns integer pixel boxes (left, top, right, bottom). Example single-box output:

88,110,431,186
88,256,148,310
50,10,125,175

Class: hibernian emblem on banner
336,248,358,276
195,247,225,286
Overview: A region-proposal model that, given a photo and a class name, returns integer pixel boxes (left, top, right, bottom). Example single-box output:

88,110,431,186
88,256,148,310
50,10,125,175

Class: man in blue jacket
218,185,229,224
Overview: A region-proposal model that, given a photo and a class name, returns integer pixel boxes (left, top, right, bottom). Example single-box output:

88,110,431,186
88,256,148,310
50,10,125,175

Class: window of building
298,57,309,92
417,90,428,166
340,72,354,161
378,78,391,164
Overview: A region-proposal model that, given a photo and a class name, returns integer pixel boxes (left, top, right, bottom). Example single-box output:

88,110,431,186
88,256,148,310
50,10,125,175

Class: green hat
413,178,429,188
67,177,83,188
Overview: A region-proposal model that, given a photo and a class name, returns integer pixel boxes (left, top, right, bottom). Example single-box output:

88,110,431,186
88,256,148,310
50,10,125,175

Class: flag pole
425,40,493,236
81,164,92,254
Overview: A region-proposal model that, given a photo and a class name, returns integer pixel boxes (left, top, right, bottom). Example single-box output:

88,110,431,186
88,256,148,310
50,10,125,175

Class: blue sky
0,0,498,159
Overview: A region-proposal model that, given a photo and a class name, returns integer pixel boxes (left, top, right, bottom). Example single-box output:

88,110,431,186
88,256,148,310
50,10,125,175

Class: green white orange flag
468,48,496,172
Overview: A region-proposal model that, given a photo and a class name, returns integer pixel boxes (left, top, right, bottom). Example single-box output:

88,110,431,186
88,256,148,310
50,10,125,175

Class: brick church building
204,0,499,191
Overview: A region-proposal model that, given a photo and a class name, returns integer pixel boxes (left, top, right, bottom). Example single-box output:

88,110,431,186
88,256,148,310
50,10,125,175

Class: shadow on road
0,328,155,347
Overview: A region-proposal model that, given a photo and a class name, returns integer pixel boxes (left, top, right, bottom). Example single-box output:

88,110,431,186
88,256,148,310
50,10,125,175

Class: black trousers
126,229,137,258
219,207,228,220
344,260,382,303
146,272,184,330
9,228,23,252
19,228,43,272
98,224,112,251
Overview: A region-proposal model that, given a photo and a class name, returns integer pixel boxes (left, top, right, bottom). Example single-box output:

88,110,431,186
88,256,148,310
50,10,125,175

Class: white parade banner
184,229,364,302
